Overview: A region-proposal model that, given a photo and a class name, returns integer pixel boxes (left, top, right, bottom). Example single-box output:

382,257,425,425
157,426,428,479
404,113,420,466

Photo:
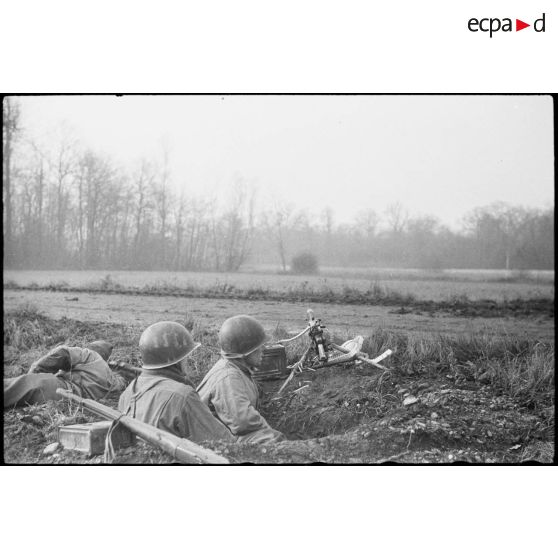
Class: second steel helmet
218,315,268,357
139,321,200,370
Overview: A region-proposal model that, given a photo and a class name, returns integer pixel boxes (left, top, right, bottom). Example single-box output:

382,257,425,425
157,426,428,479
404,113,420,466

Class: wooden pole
56,389,229,464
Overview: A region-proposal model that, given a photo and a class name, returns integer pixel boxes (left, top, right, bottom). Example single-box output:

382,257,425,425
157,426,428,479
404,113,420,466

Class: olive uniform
4,343,125,409
118,365,234,442
197,358,285,444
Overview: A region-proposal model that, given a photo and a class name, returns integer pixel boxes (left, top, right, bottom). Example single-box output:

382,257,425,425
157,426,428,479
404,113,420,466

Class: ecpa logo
468,12,546,37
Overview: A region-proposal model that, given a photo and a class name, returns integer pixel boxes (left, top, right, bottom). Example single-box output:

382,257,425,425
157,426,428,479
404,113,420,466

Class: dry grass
357,328,554,409
5,305,554,410
4,268,554,303
519,441,555,462
3,304,144,377
245,264,555,284
482,344,555,404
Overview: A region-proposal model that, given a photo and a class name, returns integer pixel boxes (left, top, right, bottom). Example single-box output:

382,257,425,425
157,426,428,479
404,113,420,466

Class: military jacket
118,368,234,443
197,358,285,444
29,345,126,400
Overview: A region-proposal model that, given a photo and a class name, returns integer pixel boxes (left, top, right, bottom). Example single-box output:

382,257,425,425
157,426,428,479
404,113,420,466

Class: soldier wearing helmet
197,315,285,444
4,340,125,408
118,321,233,443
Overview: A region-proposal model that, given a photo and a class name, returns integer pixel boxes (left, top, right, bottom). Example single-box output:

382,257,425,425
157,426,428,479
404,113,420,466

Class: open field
243,264,555,283
3,278,555,463
3,289,555,342
3,269,555,303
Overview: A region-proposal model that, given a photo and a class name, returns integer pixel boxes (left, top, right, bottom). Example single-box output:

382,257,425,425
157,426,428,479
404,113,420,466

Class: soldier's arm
181,391,236,442
28,346,71,374
211,373,269,436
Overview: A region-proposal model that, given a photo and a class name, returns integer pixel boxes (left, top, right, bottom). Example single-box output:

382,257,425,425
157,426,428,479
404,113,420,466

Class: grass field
243,264,555,283
3,268,555,303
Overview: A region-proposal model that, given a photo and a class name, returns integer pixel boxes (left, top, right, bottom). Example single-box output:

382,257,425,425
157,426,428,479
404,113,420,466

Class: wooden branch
56,389,229,465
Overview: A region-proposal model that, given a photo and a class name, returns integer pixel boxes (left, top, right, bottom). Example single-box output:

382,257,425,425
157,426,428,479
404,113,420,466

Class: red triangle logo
516,19,530,31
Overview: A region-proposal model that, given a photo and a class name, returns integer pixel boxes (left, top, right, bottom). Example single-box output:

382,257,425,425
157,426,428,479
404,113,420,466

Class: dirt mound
3,368,553,464
238,364,553,463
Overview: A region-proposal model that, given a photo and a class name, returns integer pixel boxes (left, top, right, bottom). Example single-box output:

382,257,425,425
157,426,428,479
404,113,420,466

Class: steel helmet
139,321,200,370
218,315,268,357
86,340,113,361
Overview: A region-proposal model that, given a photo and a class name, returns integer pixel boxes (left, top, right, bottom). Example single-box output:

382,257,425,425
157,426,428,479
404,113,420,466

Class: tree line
249,200,553,272
3,98,554,272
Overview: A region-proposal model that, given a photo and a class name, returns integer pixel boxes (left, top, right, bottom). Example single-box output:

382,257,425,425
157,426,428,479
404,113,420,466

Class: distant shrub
85,274,123,291
291,252,319,275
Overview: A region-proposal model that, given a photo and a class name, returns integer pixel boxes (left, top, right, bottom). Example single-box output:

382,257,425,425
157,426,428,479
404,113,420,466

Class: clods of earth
3,363,554,464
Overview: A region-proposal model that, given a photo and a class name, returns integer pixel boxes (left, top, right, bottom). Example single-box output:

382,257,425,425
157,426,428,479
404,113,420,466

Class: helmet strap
220,351,244,360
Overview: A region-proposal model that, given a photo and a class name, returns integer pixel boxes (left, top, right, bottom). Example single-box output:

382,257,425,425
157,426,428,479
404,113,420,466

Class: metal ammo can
253,344,288,381
58,420,135,456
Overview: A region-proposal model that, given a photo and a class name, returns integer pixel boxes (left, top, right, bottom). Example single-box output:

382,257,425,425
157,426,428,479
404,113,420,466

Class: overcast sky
17,95,554,228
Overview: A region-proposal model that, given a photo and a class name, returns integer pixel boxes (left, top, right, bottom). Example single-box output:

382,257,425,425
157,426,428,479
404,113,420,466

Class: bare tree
385,202,409,235
154,141,172,268
321,206,335,237
3,98,21,264
184,195,212,270
49,132,78,263
406,215,442,268
464,203,530,270
515,208,554,269
54,143,74,246
76,151,116,268
354,208,380,238
13,140,45,265
262,198,296,272
172,192,187,270
209,201,222,271
131,158,155,267
209,177,256,272
496,204,528,270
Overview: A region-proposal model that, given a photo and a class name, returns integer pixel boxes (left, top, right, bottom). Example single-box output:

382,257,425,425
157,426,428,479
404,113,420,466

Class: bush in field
291,252,319,275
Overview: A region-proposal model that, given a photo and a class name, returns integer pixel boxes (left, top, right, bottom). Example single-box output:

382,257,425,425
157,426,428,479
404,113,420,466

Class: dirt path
4,288,554,340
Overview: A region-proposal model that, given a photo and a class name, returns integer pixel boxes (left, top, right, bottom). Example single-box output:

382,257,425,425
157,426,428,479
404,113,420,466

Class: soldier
197,315,285,444
4,340,125,409
118,321,234,443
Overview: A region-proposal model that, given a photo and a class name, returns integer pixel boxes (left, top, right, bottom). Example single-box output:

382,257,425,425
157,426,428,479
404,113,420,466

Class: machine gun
266,309,393,395
307,309,329,362
254,310,331,381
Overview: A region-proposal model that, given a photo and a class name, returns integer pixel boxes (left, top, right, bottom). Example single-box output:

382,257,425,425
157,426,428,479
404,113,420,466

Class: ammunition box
253,344,288,381
58,420,135,456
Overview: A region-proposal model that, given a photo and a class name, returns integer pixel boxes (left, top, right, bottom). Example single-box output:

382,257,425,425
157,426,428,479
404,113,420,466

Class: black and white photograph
3,94,554,464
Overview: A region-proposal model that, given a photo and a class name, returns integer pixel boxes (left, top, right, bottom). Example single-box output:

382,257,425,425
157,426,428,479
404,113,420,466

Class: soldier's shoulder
123,375,194,398
171,380,197,395
205,359,242,381
146,379,196,406
164,383,199,407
